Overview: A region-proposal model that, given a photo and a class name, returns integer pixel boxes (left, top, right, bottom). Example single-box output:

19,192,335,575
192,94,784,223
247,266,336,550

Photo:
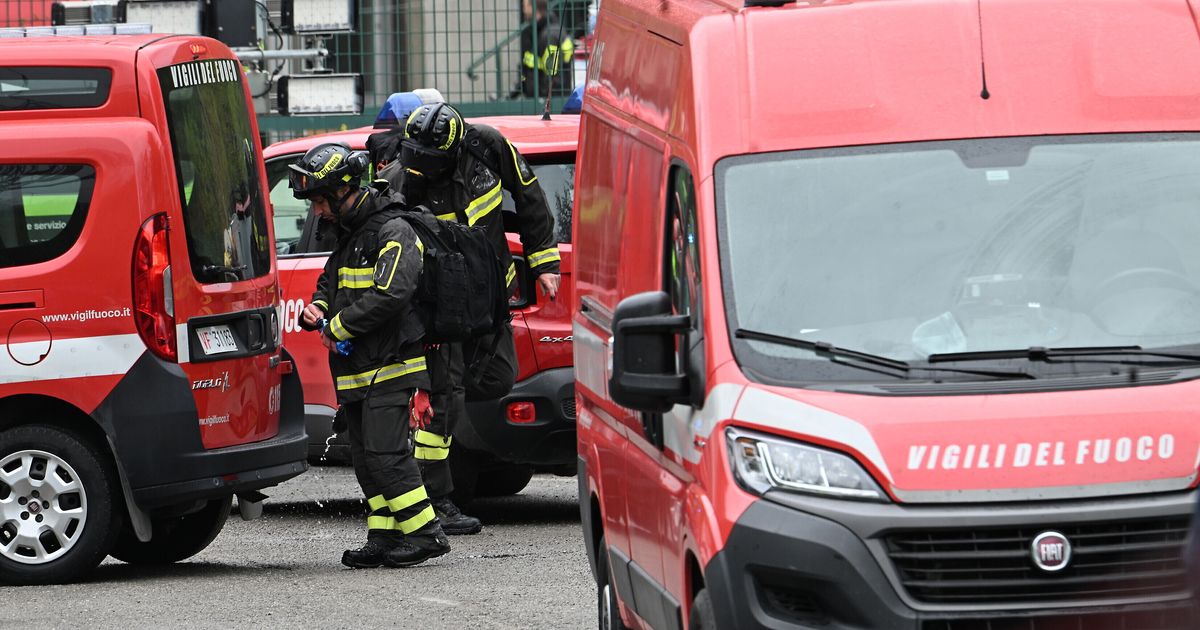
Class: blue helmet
561,84,584,114
374,89,445,128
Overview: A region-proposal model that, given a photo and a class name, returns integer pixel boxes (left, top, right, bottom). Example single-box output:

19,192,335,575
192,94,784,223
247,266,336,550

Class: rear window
0,67,112,111
500,162,574,244
159,59,271,283
0,164,94,268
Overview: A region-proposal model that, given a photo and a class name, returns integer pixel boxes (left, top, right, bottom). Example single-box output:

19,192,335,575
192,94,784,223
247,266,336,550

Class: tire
596,535,630,630
689,588,715,630
0,425,122,585
109,496,230,565
475,465,534,497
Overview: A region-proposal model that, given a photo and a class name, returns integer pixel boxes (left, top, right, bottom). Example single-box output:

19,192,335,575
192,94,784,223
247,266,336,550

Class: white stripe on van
0,333,146,384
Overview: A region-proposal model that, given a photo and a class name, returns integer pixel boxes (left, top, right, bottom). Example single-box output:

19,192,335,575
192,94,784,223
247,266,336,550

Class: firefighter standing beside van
367,103,562,533
290,142,451,569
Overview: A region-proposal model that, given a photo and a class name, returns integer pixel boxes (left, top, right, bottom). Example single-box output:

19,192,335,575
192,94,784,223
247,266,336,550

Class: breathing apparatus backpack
363,204,509,344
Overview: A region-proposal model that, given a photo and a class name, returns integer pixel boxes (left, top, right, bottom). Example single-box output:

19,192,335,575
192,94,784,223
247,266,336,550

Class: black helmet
288,142,369,200
399,103,465,178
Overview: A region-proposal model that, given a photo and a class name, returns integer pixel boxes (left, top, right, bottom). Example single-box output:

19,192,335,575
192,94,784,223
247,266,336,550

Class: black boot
385,524,451,568
341,538,396,569
431,496,482,535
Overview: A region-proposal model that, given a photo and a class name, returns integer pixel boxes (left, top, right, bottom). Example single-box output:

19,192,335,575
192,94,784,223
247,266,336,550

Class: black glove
332,405,348,435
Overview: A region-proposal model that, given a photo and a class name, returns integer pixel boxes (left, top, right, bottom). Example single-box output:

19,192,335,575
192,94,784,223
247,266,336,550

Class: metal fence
2,0,592,143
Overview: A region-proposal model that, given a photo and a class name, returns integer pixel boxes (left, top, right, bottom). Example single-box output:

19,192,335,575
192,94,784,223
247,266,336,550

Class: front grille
921,601,1198,630
560,396,576,420
886,518,1190,604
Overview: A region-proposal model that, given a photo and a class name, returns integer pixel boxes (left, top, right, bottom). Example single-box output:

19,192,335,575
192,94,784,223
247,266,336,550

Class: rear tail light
506,401,537,424
132,213,177,362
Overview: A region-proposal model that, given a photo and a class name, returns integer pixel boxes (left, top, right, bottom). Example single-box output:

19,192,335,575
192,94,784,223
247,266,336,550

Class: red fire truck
265,113,577,502
575,0,1200,628
0,31,306,585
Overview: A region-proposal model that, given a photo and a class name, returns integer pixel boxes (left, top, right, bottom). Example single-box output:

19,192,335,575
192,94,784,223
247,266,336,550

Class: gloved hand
332,405,348,435
409,389,433,430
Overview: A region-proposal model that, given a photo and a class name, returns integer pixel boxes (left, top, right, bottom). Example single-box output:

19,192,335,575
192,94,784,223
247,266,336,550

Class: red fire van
0,32,306,585
264,114,577,501
575,0,1200,628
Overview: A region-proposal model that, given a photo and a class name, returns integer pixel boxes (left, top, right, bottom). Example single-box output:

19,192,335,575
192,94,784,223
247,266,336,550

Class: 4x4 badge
1031,531,1071,572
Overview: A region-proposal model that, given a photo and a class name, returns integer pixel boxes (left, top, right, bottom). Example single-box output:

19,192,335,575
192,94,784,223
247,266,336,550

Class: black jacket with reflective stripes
382,124,561,291
311,187,429,403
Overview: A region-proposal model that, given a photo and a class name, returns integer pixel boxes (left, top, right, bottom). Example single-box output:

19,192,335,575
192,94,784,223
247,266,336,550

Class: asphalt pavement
0,468,594,630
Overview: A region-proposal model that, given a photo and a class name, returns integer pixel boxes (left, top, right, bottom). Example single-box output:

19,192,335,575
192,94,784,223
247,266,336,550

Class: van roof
596,0,1200,172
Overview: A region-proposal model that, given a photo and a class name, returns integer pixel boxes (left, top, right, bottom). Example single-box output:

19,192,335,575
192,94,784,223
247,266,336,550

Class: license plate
197,324,238,355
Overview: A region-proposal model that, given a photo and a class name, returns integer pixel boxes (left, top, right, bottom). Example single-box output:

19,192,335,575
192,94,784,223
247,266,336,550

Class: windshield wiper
735,329,1034,380
928,345,1200,364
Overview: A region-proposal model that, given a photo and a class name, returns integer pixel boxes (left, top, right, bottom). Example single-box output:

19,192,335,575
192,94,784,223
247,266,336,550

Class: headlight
726,427,887,501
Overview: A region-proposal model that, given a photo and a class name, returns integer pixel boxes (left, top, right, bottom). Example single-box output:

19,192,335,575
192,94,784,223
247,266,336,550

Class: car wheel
475,465,534,497
0,425,121,585
688,588,715,630
109,496,230,565
596,535,630,630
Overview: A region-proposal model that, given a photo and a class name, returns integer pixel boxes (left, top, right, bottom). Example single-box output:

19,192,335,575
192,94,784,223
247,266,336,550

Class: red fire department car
575,0,1200,628
264,114,577,501
0,32,306,585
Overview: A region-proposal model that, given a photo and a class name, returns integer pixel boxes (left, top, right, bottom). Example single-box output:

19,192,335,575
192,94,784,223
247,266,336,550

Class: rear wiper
928,345,1200,364
735,329,1034,380
201,264,247,280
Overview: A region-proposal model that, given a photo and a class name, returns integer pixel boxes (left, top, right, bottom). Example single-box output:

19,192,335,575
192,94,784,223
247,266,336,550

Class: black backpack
364,204,508,343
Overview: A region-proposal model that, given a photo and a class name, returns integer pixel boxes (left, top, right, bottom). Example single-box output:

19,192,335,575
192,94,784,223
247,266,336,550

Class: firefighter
518,0,575,98
289,142,451,569
371,102,562,533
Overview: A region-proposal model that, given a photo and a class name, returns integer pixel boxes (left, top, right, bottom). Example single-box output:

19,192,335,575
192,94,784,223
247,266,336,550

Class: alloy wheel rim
0,449,88,565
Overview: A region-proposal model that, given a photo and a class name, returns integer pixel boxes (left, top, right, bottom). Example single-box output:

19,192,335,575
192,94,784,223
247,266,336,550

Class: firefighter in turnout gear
369,102,561,532
289,142,451,568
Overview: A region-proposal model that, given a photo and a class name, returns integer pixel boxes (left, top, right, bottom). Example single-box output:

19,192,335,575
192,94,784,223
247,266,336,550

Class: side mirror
609,291,690,413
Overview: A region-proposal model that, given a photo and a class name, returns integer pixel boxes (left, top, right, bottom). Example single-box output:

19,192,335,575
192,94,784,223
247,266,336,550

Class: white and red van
575,0,1200,628
0,31,306,585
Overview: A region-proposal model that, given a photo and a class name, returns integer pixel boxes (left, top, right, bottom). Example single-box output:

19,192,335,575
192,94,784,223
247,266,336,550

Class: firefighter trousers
417,322,517,497
344,391,437,539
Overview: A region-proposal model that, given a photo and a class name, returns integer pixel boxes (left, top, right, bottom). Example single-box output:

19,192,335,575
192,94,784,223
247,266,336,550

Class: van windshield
158,59,270,283
717,134,1200,379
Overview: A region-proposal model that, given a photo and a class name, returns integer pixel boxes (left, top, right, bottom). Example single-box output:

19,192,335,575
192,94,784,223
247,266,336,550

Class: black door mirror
609,291,690,413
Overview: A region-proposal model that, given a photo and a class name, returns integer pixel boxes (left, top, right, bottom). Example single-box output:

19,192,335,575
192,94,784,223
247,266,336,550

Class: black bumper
94,351,308,509
704,491,1198,630
457,366,576,467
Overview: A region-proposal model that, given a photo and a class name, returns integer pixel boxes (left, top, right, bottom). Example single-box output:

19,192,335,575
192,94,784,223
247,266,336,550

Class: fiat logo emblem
1031,531,1071,572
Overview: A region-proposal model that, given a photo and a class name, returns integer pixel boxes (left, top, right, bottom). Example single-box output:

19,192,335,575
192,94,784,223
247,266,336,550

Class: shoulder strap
361,204,408,254
463,126,502,175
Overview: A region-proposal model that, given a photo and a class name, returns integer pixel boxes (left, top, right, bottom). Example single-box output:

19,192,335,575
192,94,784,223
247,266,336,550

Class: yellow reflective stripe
335,357,428,390
330,313,353,341
415,430,452,448
435,211,457,221
527,247,560,267
386,486,429,512
506,262,516,286
395,506,437,534
464,183,503,226
415,237,424,256
509,141,537,186
367,495,388,511
415,446,450,461
367,515,396,530
313,299,329,311
522,51,536,68
376,241,401,290
337,266,375,289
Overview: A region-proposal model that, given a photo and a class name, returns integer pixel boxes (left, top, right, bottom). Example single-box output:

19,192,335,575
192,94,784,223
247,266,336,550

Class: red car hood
727,381,1200,503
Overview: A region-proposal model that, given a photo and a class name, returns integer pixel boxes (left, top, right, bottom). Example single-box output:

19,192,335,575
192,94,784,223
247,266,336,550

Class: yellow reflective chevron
395,505,437,534
386,486,429,512
464,182,502,226
415,430,452,448
337,266,374,289
330,313,353,341
335,357,427,390
527,248,560,267
506,262,516,286
367,515,396,530
367,495,388,511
